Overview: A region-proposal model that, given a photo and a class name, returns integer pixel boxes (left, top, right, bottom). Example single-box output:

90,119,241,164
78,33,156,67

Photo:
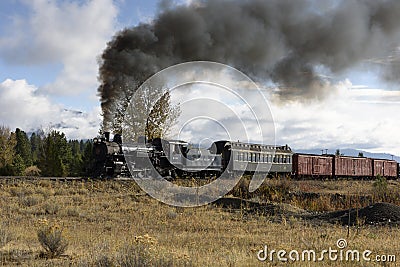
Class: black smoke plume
98,0,400,130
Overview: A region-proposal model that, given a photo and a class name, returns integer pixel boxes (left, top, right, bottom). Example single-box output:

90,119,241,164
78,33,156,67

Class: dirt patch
312,202,400,226
213,197,309,218
215,198,400,226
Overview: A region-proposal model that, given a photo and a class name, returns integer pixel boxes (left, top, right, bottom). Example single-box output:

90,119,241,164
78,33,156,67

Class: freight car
293,153,399,179
293,154,333,178
334,156,373,178
373,159,398,178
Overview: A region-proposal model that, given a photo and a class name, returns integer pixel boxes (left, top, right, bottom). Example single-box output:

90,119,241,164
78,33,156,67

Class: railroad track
0,176,86,181
0,176,136,181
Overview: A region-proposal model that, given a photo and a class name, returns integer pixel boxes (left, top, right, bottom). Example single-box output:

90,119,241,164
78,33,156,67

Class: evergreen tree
68,140,83,176
12,154,25,176
30,131,44,165
79,140,85,154
39,131,72,177
69,156,83,176
15,128,32,167
69,140,81,156
82,140,94,176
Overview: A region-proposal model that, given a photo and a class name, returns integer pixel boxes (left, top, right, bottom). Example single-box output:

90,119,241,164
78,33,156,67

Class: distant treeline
0,126,94,177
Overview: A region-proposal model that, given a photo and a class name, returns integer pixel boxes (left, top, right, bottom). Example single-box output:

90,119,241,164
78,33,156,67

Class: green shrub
372,174,388,201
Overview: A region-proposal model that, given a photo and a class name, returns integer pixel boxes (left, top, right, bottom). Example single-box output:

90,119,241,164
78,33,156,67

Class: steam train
92,132,130,177
92,132,400,179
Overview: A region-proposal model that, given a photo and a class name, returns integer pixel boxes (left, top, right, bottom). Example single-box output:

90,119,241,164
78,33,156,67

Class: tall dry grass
0,178,398,266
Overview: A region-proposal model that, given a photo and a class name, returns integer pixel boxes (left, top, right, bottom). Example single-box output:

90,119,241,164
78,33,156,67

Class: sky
0,0,399,156
0,0,160,138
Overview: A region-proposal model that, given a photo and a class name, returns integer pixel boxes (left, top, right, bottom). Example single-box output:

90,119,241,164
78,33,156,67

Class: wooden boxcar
334,156,373,177
373,159,384,177
372,159,398,178
382,160,398,178
293,154,333,178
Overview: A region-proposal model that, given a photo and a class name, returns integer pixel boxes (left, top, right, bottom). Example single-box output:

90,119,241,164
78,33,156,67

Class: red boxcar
334,156,373,177
353,157,373,176
373,159,384,177
293,154,333,177
383,160,398,178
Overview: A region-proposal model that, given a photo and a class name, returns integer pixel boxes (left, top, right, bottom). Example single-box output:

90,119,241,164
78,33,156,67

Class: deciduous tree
0,126,16,174
122,84,180,142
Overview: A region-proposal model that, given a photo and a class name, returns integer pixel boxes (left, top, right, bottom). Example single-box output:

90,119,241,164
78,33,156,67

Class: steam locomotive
92,132,400,179
92,132,129,177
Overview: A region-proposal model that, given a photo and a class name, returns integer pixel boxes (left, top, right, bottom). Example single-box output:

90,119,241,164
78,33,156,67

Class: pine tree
30,131,44,165
39,131,72,177
79,140,85,154
68,140,83,176
69,140,81,156
12,154,25,176
15,128,33,167
82,140,94,176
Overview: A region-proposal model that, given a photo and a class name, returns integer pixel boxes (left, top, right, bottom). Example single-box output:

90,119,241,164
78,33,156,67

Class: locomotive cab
167,140,189,167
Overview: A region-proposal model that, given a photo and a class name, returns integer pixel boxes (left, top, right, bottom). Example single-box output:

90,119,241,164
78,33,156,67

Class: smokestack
98,0,400,130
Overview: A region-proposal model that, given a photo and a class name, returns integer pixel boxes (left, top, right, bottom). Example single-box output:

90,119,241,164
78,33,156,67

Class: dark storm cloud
98,0,400,129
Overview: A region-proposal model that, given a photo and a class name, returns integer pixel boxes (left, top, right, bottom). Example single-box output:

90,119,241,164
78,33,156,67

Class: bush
372,175,388,201
116,234,186,267
230,175,251,199
37,222,68,258
94,255,114,267
18,195,43,207
117,243,153,267
23,166,41,176
0,227,12,248
43,202,60,215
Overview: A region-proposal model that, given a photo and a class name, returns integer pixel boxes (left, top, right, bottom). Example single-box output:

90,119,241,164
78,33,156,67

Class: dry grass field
0,178,399,266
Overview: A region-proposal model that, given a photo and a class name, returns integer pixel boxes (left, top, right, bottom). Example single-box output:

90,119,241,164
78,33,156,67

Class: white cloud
0,79,101,139
167,77,400,155
0,79,59,127
270,80,400,155
0,0,118,95
168,82,274,145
